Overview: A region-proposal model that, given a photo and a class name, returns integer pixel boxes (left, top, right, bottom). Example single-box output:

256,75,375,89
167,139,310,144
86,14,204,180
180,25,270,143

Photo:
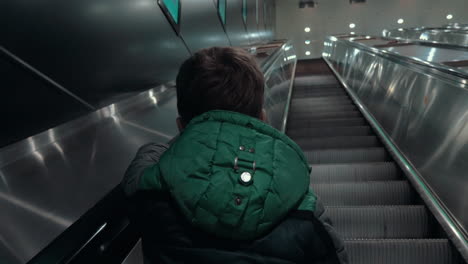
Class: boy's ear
260,109,268,123
176,117,186,132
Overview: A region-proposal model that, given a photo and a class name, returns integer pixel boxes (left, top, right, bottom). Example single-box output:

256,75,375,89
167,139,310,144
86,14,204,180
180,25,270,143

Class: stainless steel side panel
179,0,230,52
121,239,143,264
384,45,468,63
0,0,190,107
225,0,251,46
256,0,266,42
0,86,179,264
263,0,276,40
323,36,468,249
384,28,468,48
246,0,261,44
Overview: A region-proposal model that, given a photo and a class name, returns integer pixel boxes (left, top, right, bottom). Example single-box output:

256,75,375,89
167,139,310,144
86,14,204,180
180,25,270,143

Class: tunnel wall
0,0,276,148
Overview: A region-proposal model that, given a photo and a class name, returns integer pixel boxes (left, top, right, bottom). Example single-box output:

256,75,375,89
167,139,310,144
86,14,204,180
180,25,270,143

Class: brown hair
176,47,264,123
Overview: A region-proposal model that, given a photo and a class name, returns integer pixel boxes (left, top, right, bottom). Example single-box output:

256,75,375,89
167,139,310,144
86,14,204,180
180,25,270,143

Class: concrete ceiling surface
275,0,468,59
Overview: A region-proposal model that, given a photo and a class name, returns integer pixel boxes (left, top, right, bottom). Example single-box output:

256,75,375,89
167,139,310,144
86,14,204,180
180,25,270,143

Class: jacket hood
139,110,316,240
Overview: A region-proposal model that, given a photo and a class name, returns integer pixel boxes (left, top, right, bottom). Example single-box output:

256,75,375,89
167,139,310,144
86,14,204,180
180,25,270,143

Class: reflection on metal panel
384,45,468,63
256,0,265,41
225,0,251,46
383,27,468,48
121,239,143,264
246,0,260,44
0,0,190,107
353,38,391,46
0,55,91,148
179,0,230,52
324,36,468,256
334,35,468,76
0,85,178,264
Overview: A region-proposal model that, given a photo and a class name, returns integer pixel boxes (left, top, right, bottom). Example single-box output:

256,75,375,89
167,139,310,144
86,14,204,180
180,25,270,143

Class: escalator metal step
294,76,339,87
310,162,401,183
292,96,351,106
288,117,367,129
289,104,357,114
288,110,362,121
344,239,457,264
293,94,349,100
295,136,381,150
293,85,341,93
326,206,430,239
288,126,373,139
311,181,414,206
292,89,346,98
305,148,391,164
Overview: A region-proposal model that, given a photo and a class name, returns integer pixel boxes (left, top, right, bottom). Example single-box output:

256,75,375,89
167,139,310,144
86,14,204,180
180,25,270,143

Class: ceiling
275,0,468,59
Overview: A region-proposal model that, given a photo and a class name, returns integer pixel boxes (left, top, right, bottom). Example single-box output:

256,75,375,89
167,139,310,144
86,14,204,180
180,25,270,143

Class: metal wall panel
246,0,261,44
0,0,190,108
0,86,179,264
264,0,276,40
323,36,468,248
179,0,231,52
383,27,468,48
0,55,90,147
225,0,251,46
256,0,266,41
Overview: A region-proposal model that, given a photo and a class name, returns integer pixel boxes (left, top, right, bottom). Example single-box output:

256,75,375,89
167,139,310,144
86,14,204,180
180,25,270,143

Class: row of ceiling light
302,14,455,56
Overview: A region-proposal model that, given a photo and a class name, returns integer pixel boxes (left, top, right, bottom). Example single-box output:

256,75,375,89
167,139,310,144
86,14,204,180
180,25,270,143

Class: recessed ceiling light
304,27,311,32
366,36,371,39
350,32,355,35
305,40,311,45
446,14,453,20
305,51,311,56
349,23,356,29
397,18,404,24
398,28,404,31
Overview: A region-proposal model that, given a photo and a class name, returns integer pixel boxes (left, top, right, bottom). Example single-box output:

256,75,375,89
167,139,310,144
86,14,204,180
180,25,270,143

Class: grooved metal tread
305,148,390,164
293,78,339,88
288,125,373,139
292,89,346,98
295,136,381,150
310,162,401,183
311,181,414,206
293,95,350,102
344,239,457,264
291,97,352,106
325,206,430,239
288,117,367,129
288,110,362,121
289,103,357,113
293,86,341,93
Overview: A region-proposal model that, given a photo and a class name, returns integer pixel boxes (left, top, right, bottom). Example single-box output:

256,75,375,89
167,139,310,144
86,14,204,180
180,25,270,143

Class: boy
122,47,347,264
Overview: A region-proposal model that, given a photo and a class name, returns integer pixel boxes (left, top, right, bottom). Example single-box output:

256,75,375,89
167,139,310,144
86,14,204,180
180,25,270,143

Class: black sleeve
121,143,169,196
291,210,347,264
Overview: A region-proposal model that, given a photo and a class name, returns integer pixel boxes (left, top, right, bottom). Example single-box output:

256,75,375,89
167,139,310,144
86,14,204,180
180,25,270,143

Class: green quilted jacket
137,110,317,240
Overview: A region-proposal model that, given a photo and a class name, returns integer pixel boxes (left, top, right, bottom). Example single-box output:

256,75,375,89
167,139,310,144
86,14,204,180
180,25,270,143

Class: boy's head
176,47,265,128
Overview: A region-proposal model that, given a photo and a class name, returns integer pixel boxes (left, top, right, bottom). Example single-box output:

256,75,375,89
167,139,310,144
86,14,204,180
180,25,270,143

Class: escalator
286,59,463,264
